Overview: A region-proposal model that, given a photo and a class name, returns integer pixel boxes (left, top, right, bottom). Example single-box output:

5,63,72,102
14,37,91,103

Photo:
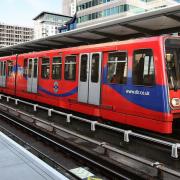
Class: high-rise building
63,0,77,16
33,11,72,39
0,23,33,48
76,0,180,28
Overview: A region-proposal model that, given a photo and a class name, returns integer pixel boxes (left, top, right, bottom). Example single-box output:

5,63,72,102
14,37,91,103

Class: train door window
28,59,32,78
41,58,50,79
0,62,2,76
133,49,155,86
7,61,13,77
107,51,127,84
64,55,76,81
80,54,88,82
0,62,3,76
23,59,28,78
33,58,38,78
3,62,6,76
52,57,62,80
91,54,99,83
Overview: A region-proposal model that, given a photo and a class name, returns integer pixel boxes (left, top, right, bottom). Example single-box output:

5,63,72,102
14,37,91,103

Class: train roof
13,35,179,56
0,35,179,59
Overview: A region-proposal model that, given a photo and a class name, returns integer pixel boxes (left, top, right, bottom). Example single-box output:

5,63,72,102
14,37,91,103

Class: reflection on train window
7,61,13,77
23,59,28,78
133,49,155,86
41,58,50,79
91,54,100,83
166,48,180,90
65,56,76,81
52,57,62,80
80,54,88,82
107,51,127,84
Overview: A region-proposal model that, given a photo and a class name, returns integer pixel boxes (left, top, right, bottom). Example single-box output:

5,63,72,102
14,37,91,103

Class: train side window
23,59,28,78
41,58,50,79
52,57,62,80
33,59,38,78
64,55,76,81
7,61,13,77
3,62,6,76
80,55,88,82
107,51,127,84
0,62,3,76
91,54,100,83
133,49,155,86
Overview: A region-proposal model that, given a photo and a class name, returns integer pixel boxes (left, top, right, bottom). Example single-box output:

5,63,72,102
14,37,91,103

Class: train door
27,58,38,93
0,61,7,87
78,52,102,105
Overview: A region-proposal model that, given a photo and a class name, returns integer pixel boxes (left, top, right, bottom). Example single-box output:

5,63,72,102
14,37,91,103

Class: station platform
0,132,69,180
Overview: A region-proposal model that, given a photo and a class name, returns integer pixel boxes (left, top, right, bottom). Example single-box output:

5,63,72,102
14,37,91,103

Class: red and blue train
0,36,180,134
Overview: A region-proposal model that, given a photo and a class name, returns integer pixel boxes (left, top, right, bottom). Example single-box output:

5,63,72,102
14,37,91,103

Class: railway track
0,111,131,180
0,94,180,179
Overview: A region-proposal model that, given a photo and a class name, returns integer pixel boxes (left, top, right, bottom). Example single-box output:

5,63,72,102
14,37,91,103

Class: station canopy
0,5,180,56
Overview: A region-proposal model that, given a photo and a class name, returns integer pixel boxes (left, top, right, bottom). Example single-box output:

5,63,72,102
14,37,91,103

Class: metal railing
0,93,180,160
0,94,180,179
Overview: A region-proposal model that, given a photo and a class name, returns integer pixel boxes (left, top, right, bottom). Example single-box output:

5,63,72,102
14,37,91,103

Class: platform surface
0,132,69,180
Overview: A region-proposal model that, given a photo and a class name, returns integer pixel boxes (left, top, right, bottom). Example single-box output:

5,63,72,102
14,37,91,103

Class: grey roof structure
0,5,180,56
33,11,72,20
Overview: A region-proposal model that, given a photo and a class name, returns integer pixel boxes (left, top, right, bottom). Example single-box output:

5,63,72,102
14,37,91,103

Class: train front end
165,37,180,128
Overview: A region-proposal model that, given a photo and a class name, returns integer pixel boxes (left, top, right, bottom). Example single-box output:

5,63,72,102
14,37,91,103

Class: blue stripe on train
108,84,170,113
38,86,78,97
102,66,170,113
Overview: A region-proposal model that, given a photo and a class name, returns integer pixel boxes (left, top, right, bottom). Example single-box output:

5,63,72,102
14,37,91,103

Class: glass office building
76,0,180,28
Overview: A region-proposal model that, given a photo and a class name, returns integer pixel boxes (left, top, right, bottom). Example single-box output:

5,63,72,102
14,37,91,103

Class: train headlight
171,98,180,107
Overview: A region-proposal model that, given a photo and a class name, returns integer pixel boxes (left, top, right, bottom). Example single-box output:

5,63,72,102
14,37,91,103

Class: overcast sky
0,0,63,27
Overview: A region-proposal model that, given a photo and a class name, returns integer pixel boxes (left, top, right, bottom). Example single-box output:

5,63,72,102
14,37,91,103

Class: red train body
0,36,180,133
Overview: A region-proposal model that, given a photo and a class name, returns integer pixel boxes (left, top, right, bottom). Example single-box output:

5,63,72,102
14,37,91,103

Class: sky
0,0,63,27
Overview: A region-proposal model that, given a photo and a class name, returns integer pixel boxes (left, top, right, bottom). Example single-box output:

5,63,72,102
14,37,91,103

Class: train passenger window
33,59,38,78
28,59,32,78
107,52,127,84
7,61,13,77
52,57,62,80
64,55,76,81
133,49,155,86
23,59,28,78
80,55,88,82
3,62,6,76
41,58,50,79
0,62,3,76
91,54,100,83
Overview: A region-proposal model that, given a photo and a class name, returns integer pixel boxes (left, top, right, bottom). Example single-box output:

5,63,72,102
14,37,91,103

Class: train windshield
165,39,180,90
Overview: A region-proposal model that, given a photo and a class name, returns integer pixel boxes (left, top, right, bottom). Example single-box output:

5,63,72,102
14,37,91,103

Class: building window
7,61,13,77
77,4,136,24
52,57,62,80
107,51,127,84
64,55,76,81
133,49,155,86
41,58,50,79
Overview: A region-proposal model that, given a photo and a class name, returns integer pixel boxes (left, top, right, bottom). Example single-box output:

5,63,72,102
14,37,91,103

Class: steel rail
0,93,180,158
0,112,130,180
0,99,180,179
0,125,81,180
